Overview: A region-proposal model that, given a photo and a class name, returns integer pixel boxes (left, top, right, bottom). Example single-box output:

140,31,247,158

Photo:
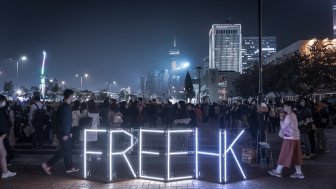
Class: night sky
0,0,332,91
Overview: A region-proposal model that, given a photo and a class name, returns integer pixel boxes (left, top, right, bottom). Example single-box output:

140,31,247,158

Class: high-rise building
203,57,209,76
333,0,336,38
158,69,169,97
146,71,159,97
209,24,242,73
169,37,180,72
242,36,277,71
140,76,146,97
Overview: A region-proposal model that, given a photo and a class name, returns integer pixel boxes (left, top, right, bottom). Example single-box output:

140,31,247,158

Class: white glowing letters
84,128,246,183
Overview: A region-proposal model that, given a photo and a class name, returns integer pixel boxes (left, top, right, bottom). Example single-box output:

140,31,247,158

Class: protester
29,96,48,148
314,100,330,153
0,95,16,179
71,100,81,144
268,101,304,179
42,89,79,174
109,102,123,128
297,98,314,159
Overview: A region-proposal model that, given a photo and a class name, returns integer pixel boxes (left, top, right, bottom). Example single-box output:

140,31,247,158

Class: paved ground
1,128,336,189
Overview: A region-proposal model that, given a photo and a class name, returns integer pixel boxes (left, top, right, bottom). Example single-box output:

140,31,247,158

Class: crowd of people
0,90,335,178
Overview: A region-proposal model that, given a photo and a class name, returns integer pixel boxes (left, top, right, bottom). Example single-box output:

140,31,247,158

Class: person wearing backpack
29,96,47,148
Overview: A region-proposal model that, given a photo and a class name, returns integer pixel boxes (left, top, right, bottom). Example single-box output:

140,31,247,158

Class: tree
97,89,109,101
234,40,336,98
233,64,258,98
184,71,195,101
3,81,14,96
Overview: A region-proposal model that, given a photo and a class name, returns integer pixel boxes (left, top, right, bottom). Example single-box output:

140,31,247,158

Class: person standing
268,101,304,179
297,98,314,159
0,95,16,179
71,100,81,145
29,96,47,148
42,89,79,174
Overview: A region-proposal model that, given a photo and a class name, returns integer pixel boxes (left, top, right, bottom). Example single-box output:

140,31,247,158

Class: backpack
32,103,47,126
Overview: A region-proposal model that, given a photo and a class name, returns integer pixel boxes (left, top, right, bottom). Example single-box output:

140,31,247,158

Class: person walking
0,95,16,179
268,101,304,179
42,89,79,175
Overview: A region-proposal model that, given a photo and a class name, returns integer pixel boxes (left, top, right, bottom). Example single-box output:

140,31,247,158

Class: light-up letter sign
109,130,136,181
139,129,165,181
167,129,194,181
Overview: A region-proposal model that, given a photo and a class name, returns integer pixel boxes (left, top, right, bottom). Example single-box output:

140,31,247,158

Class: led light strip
195,128,199,179
109,130,136,181
224,130,227,182
84,129,107,179
219,130,222,183
139,128,164,181
167,129,194,181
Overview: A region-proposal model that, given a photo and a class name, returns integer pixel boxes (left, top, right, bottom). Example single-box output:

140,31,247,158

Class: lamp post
16,56,27,90
196,66,202,104
76,73,89,91
108,80,117,97
61,81,65,90
258,0,263,102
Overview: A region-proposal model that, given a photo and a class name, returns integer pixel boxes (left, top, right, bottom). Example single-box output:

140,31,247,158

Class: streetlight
76,73,89,91
108,80,117,96
16,55,28,90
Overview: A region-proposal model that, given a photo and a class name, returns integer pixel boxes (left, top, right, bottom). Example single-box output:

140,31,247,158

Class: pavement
1,127,336,189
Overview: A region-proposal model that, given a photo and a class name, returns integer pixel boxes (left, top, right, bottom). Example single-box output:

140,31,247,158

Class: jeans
47,137,73,170
316,128,328,151
301,133,311,154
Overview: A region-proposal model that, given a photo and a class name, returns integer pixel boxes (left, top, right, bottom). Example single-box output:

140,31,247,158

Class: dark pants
47,138,73,170
268,117,277,133
33,124,44,147
308,131,316,154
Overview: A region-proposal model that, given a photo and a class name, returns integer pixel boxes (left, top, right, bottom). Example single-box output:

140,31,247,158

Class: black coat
0,107,11,135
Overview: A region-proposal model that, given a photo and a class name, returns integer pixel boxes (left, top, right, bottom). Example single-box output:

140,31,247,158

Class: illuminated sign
83,128,246,183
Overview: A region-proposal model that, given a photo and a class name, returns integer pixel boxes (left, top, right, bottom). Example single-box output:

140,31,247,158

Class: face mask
0,101,6,108
300,102,305,107
283,106,289,113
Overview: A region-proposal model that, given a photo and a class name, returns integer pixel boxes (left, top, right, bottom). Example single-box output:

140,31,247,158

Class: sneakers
42,162,52,175
1,170,16,179
65,167,80,174
268,170,282,178
290,172,305,179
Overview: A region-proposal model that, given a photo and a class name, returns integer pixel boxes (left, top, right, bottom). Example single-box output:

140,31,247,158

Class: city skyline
0,0,333,91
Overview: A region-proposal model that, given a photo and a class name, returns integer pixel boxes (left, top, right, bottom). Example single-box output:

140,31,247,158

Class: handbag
78,117,93,130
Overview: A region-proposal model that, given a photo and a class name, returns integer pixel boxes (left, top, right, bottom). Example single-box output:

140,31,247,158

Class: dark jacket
0,107,11,135
55,102,72,138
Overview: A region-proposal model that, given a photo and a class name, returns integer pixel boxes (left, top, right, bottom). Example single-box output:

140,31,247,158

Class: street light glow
21,56,27,61
182,62,190,68
62,81,65,85
50,79,53,82
84,73,89,78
